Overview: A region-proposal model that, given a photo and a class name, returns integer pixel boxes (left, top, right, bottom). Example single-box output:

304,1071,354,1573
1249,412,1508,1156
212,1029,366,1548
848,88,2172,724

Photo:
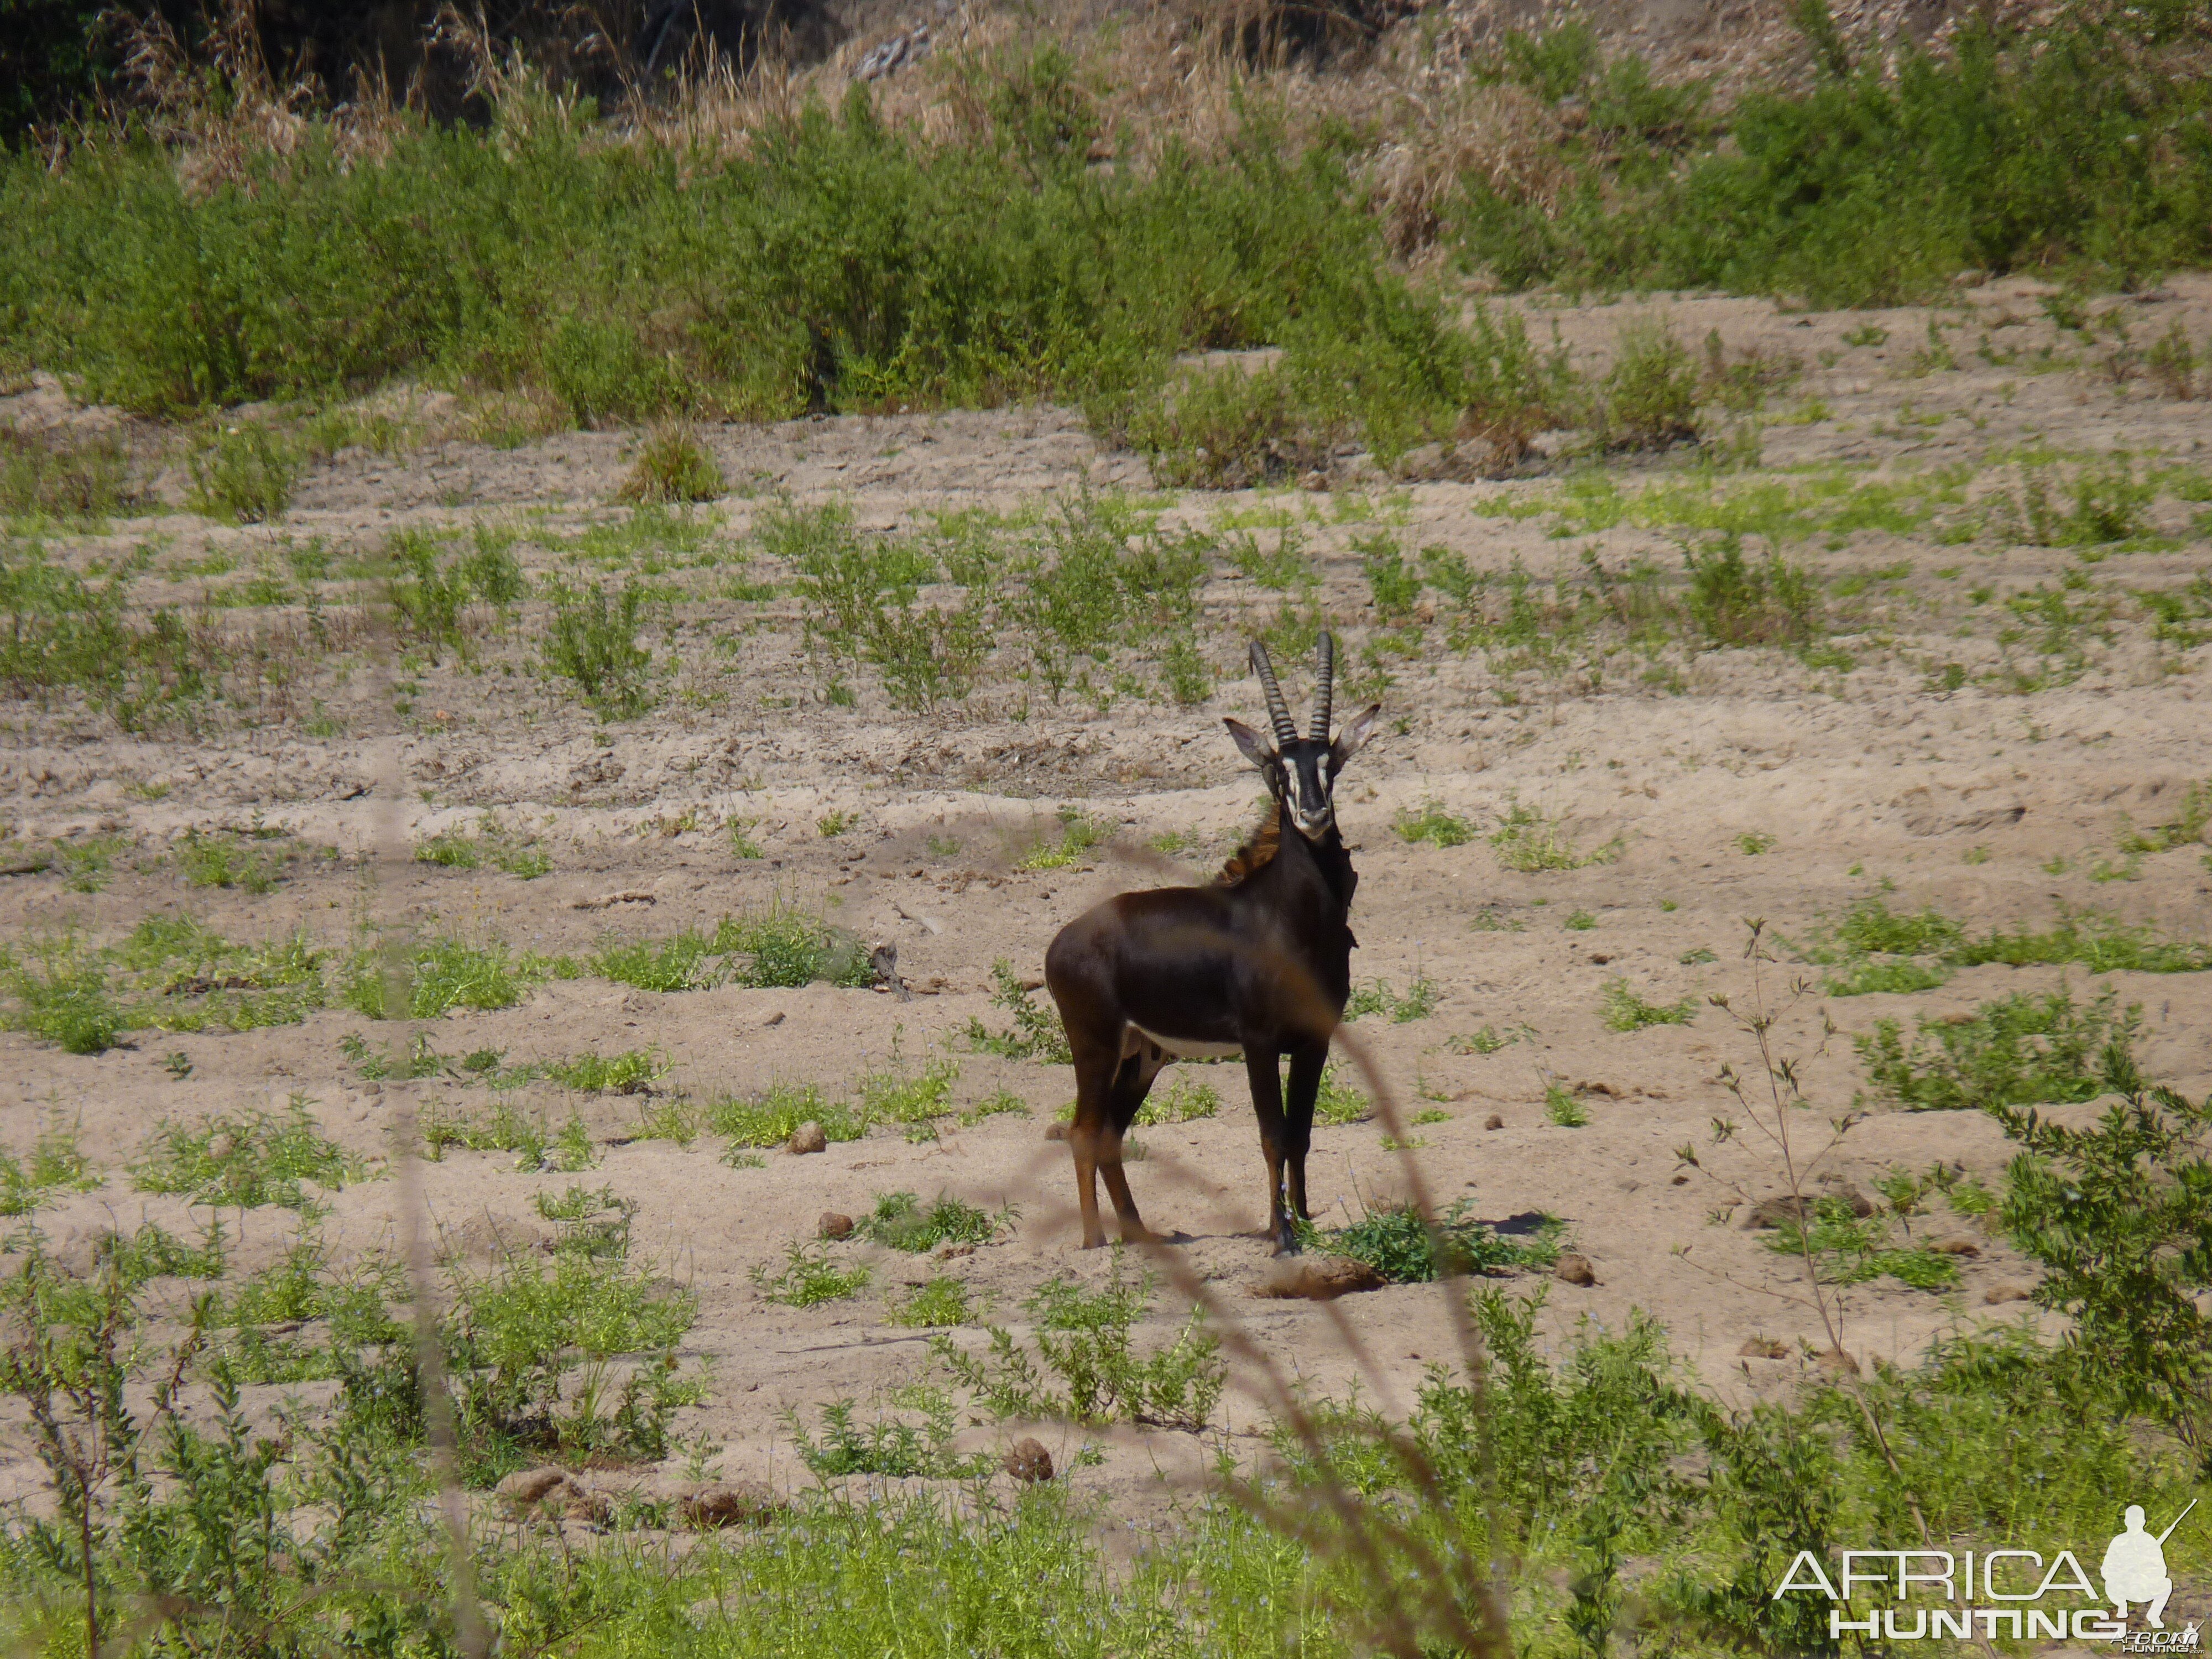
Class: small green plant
541,1048,667,1094
1325,1201,1563,1282
132,1100,364,1211
1018,807,1110,871
1394,799,1474,848
1345,976,1442,1021
817,808,859,838
1544,1082,1588,1126
886,1277,973,1328
2,940,127,1053
1599,319,1698,448
186,423,300,524
1134,1076,1220,1125
708,1082,864,1151
1682,534,1821,648
414,816,551,878
1489,794,1619,872
1734,830,1777,855
1563,910,1596,931
1856,987,2138,1114
1313,1063,1370,1125
753,1241,872,1307
1599,978,1698,1032
544,579,655,717
342,935,541,1020
857,1057,962,1129
619,423,723,503
174,828,281,894
790,1387,992,1480
933,1259,1223,1430
858,1191,1010,1253
965,959,1072,1062
0,1126,99,1215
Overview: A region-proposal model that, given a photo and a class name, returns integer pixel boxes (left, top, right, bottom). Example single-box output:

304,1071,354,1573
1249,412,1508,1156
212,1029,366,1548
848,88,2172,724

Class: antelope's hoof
1270,1228,1305,1258
1080,1232,1109,1250
1118,1228,1159,1247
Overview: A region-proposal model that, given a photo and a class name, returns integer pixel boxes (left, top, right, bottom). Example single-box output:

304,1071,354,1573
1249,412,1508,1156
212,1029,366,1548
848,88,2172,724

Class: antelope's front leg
1245,1048,1300,1255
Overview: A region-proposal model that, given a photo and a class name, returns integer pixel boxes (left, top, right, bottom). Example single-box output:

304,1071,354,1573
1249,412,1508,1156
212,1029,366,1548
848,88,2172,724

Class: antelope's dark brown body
1043,635,1378,1254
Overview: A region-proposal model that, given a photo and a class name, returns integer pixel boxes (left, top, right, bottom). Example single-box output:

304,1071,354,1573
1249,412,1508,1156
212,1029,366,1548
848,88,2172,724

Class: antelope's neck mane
1215,802,1283,888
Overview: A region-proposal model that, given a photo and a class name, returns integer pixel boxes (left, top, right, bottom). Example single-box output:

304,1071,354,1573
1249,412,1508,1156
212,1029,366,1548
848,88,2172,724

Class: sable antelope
1044,634,1380,1254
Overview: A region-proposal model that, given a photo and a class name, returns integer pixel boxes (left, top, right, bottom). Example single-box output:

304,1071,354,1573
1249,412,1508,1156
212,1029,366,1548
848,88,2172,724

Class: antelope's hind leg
1098,1039,1169,1245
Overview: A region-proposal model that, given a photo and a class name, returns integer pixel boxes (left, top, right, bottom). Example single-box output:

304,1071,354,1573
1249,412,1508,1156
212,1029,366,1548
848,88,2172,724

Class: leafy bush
185,423,299,524
791,1389,992,1480
1324,1202,1563,1282
708,1082,865,1151
1989,1044,2212,1454
1599,977,1698,1032
1682,535,1820,648
1858,987,2140,1114
964,959,1072,1061
132,1100,364,1211
935,1260,1223,1430
1597,319,1698,448
1488,793,1620,872
619,423,723,503
753,1241,872,1307
1,938,124,1053
0,540,220,729
858,1191,1010,1253
0,1126,98,1215
544,579,655,717
1393,799,1474,848
0,424,137,520
887,1277,973,1328
595,906,870,994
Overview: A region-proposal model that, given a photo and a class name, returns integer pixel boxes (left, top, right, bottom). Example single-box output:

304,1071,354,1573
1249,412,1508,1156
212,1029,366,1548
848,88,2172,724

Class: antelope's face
1223,633,1381,844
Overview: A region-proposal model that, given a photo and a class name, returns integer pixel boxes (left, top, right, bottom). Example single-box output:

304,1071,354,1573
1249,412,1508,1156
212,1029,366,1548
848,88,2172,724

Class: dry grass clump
618,422,724,504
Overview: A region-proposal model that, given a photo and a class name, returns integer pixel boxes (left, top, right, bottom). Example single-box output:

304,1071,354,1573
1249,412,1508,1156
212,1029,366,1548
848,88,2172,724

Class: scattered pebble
1553,1253,1597,1286
1483,1114,1504,1130
818,1212,854,1240
787,1121,827,1155
683,1481,785,1530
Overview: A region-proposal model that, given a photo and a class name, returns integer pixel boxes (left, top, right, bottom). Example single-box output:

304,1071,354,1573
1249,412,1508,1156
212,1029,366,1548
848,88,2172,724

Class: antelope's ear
1329,704,1383,773
1222,717,1277,770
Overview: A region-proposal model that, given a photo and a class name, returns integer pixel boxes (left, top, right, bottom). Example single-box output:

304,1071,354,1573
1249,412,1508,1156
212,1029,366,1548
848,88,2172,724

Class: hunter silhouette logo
1771,1500,2199,1645
2104,1502,2194,1632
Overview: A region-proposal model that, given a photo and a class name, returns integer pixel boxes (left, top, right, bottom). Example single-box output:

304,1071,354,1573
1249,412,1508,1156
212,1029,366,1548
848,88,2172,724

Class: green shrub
1598,319,1699,448
1857,987,2140,1113
132,1099,364,1211
753,1241,872,1307
1989,1045,2212,1451
1393,799,1474,848
791,1389,992,1479
384,528,525,660
935,1259,1223,1430
1599,977,1698,1032
541,1048,667,1094
1134,1076,1220,1125
0,424,137,521
708,1081,866,1150
0,1126,98,1215
619,423,723,503
1682,535,1821,648
341,935,541,1020
185,423,300,524
174,827,281,894
964,959,1073,1061
594,907,869,994
1,938,124,1053
887,1277,973,1328
544,579,655,717
0,540,219,729
858,1191,1009,1253
1324,1201,1562,1282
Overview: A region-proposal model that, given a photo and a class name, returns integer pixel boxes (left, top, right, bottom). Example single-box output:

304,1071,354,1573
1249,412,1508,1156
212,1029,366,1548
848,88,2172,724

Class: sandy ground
3,279,2210,1555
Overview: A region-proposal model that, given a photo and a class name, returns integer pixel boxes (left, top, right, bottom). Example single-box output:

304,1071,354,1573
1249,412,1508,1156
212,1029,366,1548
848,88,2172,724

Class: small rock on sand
1484,1114,1504,1130
1003,1438,1053,1483
1739,1337,1789,1359
818,1212,854,1239
787,1121,827,1155
1044,1120,1070,1142
1985,1284,2032,1304
1553,1253,1597,1286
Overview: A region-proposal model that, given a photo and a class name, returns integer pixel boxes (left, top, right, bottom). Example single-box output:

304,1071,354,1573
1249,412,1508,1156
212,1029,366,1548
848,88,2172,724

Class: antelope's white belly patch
1125,1023,1243,1062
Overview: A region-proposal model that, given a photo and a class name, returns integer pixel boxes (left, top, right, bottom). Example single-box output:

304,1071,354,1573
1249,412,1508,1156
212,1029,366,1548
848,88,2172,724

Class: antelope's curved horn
1311,631,1335,739
1250,640,1298,748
